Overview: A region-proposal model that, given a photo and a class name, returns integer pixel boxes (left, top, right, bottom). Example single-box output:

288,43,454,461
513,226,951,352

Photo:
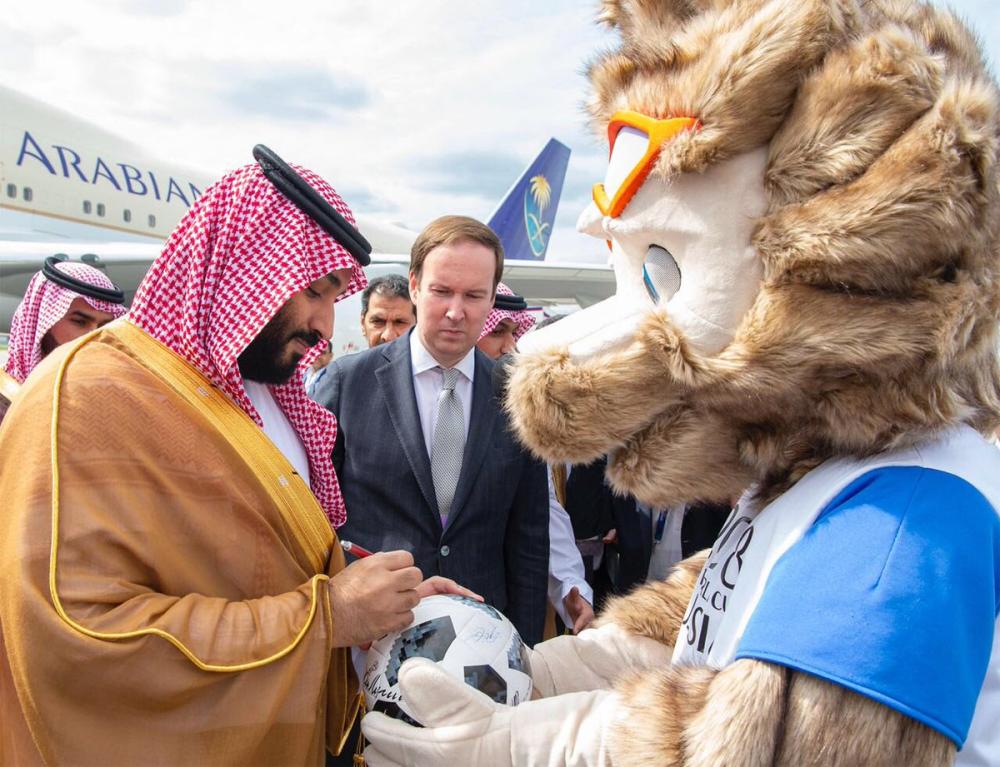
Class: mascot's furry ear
597,0,702,35
588,0,862,173
764,24,945,209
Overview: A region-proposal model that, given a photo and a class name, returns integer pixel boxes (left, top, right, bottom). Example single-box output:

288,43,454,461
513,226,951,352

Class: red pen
340,540,375,558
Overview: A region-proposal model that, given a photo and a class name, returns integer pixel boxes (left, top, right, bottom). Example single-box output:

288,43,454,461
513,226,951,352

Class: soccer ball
362,594,533,725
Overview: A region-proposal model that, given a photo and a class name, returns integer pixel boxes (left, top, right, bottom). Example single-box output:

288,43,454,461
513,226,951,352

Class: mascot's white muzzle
519,147,770,360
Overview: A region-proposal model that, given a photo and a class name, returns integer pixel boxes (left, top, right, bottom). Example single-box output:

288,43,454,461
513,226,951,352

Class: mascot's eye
643,245,681,304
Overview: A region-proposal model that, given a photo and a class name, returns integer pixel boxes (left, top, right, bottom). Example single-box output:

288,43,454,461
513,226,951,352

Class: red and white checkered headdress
479,282,535,342
5,262,125,384
128,161,367,528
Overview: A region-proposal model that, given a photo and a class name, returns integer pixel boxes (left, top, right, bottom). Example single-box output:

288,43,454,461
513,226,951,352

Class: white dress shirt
410,330,474,458
244,380,311,488
304,365,328,397
546,472,594,624
644,503,687,582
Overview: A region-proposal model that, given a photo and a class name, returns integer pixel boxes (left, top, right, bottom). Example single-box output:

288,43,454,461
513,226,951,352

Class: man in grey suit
313,215,549,646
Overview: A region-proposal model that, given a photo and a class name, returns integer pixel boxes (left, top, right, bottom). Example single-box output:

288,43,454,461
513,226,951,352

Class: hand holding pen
339,539,484,602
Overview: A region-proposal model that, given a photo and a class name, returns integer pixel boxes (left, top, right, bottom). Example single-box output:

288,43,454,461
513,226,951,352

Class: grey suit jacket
313,331,549,646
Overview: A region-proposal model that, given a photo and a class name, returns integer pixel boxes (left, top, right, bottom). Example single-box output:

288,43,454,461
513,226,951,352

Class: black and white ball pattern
363,594,533,725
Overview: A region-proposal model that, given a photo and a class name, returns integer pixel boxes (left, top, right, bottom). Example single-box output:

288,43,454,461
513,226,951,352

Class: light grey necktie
431,367,465,525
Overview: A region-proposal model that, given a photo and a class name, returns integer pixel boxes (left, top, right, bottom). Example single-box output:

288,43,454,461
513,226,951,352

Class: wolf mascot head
509,0,1000,507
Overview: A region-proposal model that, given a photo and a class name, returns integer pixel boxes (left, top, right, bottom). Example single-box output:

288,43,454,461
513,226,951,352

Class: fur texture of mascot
362,1,1000,765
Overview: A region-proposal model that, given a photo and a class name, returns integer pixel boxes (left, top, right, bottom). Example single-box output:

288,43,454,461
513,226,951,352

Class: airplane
0,85,613,354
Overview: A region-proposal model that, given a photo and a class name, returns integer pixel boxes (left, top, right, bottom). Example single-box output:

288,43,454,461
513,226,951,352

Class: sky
2,0,998,264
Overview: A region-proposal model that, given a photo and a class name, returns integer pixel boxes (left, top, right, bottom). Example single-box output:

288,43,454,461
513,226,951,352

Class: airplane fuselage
1,87,213,243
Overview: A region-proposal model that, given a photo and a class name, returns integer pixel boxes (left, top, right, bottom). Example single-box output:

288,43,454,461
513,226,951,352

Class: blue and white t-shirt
673,425,1000,765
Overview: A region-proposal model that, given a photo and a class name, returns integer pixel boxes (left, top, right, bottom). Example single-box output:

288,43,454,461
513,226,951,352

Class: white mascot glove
529,622,673,698
362,658,625,767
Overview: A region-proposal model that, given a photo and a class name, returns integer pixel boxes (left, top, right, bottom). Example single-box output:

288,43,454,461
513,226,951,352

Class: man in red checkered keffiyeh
4,261,125,384
1,260,125,425
0,152,480,765
129,160,367,527
475,282,535,360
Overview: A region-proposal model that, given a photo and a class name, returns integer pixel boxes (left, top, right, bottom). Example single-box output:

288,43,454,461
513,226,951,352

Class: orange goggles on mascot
592,110,700,218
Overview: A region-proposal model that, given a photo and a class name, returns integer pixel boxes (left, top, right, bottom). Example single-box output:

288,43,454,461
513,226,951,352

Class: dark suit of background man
314,215,549,647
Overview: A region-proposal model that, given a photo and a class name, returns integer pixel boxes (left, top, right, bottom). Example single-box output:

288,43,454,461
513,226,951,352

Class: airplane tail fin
488,138,570,262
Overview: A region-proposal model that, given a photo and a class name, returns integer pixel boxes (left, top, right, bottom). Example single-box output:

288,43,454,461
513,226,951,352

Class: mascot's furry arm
596,572,952,767
363,552,952,767
363,0,1000,764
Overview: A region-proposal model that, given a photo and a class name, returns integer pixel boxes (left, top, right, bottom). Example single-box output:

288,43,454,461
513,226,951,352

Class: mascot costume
362,1,1000,764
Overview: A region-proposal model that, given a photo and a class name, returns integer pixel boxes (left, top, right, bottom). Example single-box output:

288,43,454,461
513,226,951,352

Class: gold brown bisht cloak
0,321,359,765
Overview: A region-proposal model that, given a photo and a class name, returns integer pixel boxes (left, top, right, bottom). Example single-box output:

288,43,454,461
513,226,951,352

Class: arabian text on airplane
15,131,202,207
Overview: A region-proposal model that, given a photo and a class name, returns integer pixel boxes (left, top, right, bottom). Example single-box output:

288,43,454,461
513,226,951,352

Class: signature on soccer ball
470,625,501,644
364,667,403,702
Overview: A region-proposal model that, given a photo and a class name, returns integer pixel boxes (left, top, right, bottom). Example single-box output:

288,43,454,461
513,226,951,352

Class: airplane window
123,209,132,223
96,203,106,217
5,183,15,198
23,187,33,202
83,200,93,214
148,214,156,228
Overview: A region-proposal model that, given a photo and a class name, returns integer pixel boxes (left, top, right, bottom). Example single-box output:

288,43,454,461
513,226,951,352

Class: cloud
410,150,524,198
561,156,602,208
0,24,36,73
217,65,370,121
0,20,75,75
123,0,190,17
338,185,398,216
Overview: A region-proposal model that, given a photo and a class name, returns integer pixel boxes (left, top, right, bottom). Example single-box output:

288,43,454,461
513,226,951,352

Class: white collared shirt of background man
643,503,687,583
547,473,594,624
410,329,474,459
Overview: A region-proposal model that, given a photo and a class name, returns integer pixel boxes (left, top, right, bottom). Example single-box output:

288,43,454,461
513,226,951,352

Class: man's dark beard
238,306,322,385
40,331,58,356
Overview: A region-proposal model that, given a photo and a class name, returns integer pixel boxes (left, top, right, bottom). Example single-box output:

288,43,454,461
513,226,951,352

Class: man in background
360,273,415,348
1,259,125,422
475,283,533,359
306,276,414,398
305,340,334,395
314,216,549,646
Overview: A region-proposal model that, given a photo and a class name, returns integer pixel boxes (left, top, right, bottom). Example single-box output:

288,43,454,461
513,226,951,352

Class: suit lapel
447,351,497,527
375,336,440,524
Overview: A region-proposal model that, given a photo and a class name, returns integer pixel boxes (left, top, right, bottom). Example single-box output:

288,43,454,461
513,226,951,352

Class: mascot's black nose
493,353,516,402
